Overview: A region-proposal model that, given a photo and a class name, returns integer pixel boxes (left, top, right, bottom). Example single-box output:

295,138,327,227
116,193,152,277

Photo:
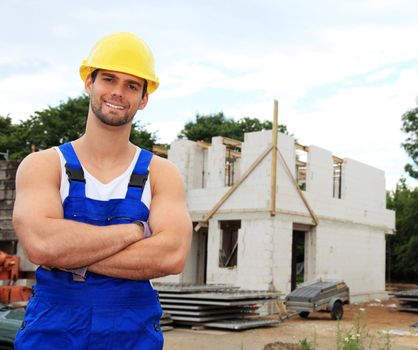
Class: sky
1,0,417,190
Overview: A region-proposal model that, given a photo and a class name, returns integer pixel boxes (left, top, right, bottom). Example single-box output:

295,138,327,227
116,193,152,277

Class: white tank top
54,146,152,208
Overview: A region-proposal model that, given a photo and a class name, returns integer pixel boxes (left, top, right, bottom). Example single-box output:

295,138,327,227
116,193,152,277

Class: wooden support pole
278,149,319,226
270,100,279,216
194,145,273,231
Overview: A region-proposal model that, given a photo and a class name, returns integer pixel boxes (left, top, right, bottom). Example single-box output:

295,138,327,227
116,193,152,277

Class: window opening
295,146,307,191
224,149,236,187
333,158,343,199
219,220,240,268
223,138,241,187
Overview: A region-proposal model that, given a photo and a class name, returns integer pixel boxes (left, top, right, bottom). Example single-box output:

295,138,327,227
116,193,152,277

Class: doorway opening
291,230,306,290
185,223,208,284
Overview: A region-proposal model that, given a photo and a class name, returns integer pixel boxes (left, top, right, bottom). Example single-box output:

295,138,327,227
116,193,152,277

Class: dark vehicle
0,306,25,349
284,279,350,320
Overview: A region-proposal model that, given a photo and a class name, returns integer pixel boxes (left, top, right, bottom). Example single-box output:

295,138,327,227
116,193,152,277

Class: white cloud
157,60,225,99
0,65,81,122
365,68,394,83
146,120,186,143
217,66,418,190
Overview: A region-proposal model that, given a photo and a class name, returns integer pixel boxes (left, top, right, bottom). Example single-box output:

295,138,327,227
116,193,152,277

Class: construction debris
154,283,281,330
160,312,174,332
391,288,418,313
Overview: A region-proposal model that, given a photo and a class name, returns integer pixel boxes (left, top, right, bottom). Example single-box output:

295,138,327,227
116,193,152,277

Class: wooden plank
222,137,242,148
194,145,273,231
224,241,238,267
270,100,278,216
196,141,211,149
295,142,343,164
278,149,319,226
152,145,168,156
197,141,241,158
295,143,309,152
228,150,241,159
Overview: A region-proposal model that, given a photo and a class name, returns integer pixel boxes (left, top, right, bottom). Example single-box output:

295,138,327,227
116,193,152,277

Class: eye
128,84,139,91
103,76,113,82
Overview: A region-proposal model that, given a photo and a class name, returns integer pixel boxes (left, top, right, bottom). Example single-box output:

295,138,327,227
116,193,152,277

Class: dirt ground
163,286,418,350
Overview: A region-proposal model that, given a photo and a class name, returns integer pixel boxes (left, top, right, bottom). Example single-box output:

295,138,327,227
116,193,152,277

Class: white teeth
105,102,125,110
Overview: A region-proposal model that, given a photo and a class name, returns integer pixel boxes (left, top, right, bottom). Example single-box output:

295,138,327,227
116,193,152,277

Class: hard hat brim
79,63,159,94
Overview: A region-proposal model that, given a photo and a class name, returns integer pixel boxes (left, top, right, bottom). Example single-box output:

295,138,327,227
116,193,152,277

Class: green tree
0,115,30,160
401,104,418,178
0,115,15,159
0,95,158,160
386,179,418,282
178,112,288,142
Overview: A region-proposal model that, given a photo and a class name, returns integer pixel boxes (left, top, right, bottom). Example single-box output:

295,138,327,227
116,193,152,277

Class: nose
110,83,124,100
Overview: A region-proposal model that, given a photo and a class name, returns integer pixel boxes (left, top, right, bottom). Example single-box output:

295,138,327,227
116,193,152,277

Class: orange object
0,285,32,304
0,251,32,304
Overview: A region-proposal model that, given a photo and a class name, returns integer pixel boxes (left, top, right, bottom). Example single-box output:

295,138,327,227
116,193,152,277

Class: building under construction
157,129,395,302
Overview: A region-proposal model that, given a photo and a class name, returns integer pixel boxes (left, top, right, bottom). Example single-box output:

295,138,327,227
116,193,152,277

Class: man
12,32,192,349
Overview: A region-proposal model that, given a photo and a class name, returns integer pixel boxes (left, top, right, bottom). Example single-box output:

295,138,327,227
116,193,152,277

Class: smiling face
85,70,148,127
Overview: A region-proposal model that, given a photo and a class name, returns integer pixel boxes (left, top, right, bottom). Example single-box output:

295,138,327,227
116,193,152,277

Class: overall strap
58,142,86,197
126,148,153,200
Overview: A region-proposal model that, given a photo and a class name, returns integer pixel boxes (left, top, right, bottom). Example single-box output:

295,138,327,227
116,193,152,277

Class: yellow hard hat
80,32,159,94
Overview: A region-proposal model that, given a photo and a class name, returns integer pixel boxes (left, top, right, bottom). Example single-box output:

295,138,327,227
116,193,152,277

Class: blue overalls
15,142,164,350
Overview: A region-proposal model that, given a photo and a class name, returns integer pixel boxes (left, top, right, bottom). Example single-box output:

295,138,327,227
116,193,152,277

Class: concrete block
207,137,226,188
342,158,386,208
306,146,333,197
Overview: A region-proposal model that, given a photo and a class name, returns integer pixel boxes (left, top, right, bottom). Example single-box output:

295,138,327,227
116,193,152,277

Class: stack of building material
154,283,281,330
160,312,174,332
391,289,418,313
0,161,18,243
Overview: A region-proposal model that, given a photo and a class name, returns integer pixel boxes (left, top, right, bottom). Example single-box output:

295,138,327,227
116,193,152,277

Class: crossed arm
13,149,192,280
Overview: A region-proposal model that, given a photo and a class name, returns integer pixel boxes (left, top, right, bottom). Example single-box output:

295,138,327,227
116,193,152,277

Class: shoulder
149,154,179,173
148,155,184,194
16,148,61,186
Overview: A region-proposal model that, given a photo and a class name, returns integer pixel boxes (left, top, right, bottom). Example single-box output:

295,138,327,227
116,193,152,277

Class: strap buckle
129,172,148,188
65,164,85,183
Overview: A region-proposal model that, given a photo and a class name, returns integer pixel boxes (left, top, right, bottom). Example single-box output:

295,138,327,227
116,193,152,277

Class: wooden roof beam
152,145,168,156
222,137,242,148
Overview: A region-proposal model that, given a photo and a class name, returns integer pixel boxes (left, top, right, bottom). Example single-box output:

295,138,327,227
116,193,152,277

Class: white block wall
206,218,237,284
306,146,333,198
168,139,206,190
178,228,201,283
207,137,226,188
271,218,293,292
314,221,386,296
342,158,386,209
236,219,274,290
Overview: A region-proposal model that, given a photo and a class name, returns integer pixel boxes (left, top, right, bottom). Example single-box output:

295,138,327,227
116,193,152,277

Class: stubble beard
91,99,136,127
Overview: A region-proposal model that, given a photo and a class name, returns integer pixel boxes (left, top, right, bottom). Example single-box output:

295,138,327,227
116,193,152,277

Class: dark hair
90,69,148,98
91,69,99,82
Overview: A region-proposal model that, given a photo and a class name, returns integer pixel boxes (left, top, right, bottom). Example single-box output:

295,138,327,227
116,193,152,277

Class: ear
138,92,149,110
85,74,93,95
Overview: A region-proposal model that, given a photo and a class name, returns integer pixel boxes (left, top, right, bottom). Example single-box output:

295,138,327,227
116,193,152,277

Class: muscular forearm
88,232,188,280
14,216,143,269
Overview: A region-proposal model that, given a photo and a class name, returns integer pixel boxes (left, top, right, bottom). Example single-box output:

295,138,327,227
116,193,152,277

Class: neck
75,112,135,163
